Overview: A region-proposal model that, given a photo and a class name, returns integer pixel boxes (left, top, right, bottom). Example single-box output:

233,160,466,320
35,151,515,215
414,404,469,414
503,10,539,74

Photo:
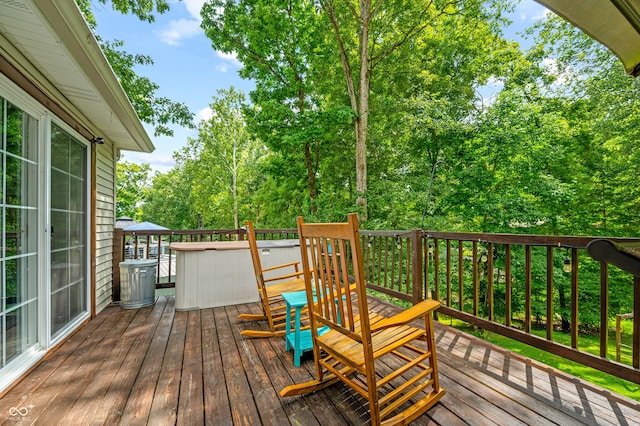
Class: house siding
95,142,116,313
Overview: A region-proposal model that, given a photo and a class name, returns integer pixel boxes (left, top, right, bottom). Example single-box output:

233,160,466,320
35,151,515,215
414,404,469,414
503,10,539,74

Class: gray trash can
120,259,157,308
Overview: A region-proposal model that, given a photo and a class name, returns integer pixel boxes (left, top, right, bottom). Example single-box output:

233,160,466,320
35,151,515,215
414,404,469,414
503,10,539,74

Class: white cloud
122,152,176,174
182,0,207,19
157,18,202,46
216,63,229,73
541,58,574,85
196,106,213,122
157,0,207,46
517,1,550,22
486,75,504,89
216,51,242,67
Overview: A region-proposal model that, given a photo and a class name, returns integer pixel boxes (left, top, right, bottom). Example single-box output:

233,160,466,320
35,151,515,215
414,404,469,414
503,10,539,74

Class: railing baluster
473,241,479,317
411,230,421,304
571,247,579,349
505,244,512,328
634,276,639,369
383,236,389,289
445,240,450,307
546,246,554,341
374,236,380,288
458,241,464,311
599,262,609,358
525,245,532,334
487,243,494,322
423,237,429,300
434,238,440,303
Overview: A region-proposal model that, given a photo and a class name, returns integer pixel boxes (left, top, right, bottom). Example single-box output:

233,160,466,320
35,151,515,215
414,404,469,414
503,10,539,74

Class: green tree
143,168,197,229
116,161,151,219
145,88,264,229
78,0,194,137
188,88,264,228
319,0,511,220
201,0,333,215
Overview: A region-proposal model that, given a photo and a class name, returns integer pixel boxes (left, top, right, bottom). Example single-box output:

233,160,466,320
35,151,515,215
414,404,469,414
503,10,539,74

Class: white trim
40,111,51,348
0,73,44,118
0,346,47,395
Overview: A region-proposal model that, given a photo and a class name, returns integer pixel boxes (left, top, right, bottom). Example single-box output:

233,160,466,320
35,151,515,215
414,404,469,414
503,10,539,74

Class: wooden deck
1,295,638,425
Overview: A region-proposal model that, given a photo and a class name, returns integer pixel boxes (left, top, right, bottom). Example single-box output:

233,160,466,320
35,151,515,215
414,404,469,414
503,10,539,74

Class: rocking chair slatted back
238,221,306,338
281,213,445,425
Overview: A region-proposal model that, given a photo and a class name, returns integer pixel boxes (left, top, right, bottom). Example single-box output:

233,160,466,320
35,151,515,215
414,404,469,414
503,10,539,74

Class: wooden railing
112,227,640,386
421,232,640,387
112,227,298,300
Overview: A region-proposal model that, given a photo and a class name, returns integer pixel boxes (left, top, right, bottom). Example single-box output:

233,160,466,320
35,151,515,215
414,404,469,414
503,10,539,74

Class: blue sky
93,0,548,173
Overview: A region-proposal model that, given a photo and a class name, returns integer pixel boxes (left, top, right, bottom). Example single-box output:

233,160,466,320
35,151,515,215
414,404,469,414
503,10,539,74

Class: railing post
411,229,423,304
112,227,124,302
634,276,640,369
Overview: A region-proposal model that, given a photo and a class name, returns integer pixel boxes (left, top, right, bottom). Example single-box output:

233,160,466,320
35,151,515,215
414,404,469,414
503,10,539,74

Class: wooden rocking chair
280,214,445,425
238,221,306,338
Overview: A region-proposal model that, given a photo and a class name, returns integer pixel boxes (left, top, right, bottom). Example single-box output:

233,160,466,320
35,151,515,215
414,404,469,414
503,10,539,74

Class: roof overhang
535,0,640,76
0,0,154,152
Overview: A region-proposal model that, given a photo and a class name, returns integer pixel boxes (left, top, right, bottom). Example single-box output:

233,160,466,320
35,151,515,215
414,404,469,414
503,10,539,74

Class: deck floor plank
236,302,350,426
225,304,295,426
214,305,262,425
120,297,176,424
0,305,116,424
201,307,234,426
436,324,597,426
1,295,639,426
146,307,188,425
435,325,638,426
91,298,167,425
177,310,205,425
5,307,139,425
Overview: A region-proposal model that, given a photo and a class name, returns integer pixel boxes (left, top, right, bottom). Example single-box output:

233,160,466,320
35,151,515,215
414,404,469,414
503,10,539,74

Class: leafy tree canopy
78,0,194,137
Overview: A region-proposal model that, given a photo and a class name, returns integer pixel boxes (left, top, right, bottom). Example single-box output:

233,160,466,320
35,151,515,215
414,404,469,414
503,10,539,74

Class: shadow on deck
1,295,638,425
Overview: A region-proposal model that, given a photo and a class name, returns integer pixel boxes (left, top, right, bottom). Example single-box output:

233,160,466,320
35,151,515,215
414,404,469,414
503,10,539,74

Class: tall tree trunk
324,0,371,221
304,142,318,213
355,0,370,220
233,136,239,230
299,89,317,213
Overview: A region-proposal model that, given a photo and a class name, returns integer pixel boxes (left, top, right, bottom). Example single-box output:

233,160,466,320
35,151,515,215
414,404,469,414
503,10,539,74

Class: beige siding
95,142,116,313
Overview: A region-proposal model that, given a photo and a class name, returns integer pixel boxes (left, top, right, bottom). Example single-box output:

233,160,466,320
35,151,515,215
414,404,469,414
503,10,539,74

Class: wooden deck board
120,297,176,424
177,310,205,425
147,302,187,426
202,307,233,426
214,305,262,425
1,295,639,425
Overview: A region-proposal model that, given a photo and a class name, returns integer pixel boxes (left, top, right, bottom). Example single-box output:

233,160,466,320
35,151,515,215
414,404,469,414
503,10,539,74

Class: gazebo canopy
124,221,169,231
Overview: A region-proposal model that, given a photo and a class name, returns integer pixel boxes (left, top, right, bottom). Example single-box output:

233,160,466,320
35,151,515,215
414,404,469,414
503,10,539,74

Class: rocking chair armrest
262,261,300,273
370,299,440,332
263,269,305,282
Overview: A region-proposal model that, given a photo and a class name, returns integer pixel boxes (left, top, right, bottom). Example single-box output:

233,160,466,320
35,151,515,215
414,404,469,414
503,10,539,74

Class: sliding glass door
50,123,87,338
0,97,39,368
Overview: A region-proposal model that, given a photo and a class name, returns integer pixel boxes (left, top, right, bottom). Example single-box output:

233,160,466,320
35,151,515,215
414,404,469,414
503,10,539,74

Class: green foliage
143,168,196,229
116,161,151,220
78,0,170,25
142,88,264,229
80,0,194,137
